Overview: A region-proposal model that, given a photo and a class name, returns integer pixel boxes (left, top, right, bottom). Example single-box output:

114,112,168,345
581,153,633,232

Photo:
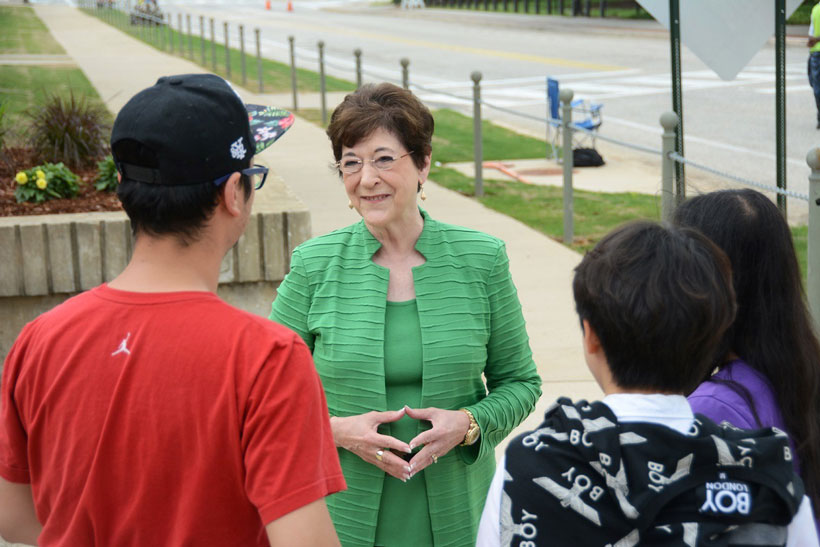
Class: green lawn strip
428,165,660,252
431,109,550,162
81,8,355,94
0,65,111,145
0,6,65,55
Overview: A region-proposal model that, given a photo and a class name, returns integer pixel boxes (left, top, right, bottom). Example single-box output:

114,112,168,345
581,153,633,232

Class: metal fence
82,0,819,329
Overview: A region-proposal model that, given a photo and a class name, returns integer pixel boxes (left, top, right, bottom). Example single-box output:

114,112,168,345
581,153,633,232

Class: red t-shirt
0,285,345,546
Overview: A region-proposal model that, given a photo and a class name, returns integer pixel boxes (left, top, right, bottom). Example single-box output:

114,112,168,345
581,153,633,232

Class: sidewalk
33,5,602,455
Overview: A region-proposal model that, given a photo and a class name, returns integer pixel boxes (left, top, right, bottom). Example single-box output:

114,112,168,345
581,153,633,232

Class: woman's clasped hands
330,405,470,482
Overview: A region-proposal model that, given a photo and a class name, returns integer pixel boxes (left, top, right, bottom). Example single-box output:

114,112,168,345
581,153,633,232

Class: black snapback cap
111,73,293,186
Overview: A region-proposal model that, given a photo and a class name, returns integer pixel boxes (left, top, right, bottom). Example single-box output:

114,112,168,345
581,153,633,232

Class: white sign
637,0,803,81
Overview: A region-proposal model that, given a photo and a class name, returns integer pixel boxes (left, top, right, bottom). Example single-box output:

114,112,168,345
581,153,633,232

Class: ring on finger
431,454,438,464
376,449,384,462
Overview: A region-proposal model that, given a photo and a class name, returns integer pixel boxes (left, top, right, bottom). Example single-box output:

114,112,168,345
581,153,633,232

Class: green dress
374,299,434,546
269,210,542,546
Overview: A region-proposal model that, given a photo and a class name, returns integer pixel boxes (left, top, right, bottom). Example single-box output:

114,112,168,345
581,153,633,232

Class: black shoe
817,120,820,129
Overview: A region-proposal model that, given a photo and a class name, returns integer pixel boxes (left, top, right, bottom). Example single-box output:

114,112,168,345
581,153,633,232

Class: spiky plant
27,91,110,169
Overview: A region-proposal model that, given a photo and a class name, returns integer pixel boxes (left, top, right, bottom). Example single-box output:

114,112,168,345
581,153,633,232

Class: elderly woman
269,83,541,547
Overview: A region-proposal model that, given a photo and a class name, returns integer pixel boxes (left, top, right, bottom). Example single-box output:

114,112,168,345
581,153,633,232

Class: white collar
602,393,694,435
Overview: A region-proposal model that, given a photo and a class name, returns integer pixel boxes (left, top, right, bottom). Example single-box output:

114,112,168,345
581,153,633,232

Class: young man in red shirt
0,73,345,546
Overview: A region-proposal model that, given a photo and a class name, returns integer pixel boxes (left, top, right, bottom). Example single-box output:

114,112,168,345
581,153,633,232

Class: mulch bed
0,147,122,217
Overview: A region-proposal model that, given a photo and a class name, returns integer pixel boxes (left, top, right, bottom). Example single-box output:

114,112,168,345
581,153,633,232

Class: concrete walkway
33,5,602,454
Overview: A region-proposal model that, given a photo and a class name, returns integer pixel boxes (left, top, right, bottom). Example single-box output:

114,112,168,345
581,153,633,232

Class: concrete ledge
0,173,311,361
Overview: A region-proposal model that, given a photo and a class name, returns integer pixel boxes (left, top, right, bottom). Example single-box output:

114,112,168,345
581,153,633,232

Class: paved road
152,0,815,221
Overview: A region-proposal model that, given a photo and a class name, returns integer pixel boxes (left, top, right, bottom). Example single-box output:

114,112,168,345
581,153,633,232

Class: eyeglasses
335,152,413,175
214,165,269,190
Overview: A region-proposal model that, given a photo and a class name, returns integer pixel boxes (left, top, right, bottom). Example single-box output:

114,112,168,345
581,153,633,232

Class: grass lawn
82,7,356,94
0,7,110,145
0,6,65,54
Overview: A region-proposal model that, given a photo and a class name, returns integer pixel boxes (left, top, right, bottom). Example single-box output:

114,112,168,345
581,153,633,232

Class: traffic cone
287,0,293,11
265,0,271,9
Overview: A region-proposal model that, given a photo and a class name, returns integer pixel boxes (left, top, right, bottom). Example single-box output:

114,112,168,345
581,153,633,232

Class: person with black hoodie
477,221,817,546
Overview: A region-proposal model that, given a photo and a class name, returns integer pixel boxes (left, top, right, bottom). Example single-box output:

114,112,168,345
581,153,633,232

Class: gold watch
459,408,480,446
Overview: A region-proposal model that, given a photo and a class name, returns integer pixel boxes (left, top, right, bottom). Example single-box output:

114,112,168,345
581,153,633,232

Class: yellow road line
255,16,626,71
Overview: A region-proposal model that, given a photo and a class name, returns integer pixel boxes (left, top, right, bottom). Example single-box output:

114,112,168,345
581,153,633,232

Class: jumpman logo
111,333,132,357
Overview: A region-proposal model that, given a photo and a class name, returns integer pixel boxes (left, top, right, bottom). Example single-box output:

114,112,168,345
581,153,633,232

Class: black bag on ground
573,147,605,167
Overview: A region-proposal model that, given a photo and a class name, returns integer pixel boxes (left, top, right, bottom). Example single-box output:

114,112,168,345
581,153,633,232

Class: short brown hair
326,83,434,172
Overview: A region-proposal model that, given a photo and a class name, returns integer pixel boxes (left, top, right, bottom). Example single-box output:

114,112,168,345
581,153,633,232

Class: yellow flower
36,178,47,190
36,170,46,180
15,172,28,185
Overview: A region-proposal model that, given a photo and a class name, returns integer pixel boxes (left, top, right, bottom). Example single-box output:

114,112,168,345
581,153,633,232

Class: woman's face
341,127,430,229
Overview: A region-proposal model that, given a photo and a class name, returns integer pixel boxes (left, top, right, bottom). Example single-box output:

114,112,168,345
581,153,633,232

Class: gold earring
420,187,427,201
348,199,354,209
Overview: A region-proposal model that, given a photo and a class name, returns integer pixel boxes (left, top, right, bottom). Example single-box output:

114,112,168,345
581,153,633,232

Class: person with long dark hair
673,188,820,530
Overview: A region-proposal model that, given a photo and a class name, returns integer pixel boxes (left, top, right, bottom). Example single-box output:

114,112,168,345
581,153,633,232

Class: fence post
210,18,216,70
354,48,363,89
168,13,174,53
560,88,574,245
660,112,679,222
471,71,484,198
289,36,298,111
177,13,183,54
400,58,410,89
224,22,231,78
255,28,263,93
319,41,327,125
807,148,820,333
186,14,192,58
160,12,166,50
239,25,247,85
200,16,206,64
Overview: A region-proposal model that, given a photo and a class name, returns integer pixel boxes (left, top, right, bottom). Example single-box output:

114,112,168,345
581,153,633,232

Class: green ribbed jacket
269,210,541,547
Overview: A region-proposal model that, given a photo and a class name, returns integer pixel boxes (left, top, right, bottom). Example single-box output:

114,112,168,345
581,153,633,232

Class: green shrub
27,91,109,169
14,162,80,203
95,154,118,192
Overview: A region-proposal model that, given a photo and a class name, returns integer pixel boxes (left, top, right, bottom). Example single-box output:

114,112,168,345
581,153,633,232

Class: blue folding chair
547,77,603,160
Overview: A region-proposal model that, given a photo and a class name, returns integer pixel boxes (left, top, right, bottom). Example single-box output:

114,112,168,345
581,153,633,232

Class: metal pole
210,18,216,70
239,25,247,86
177,13,183,54
224,22,231,79
168,13,174,53
289,36,298,111
354,48,363,89
319,41,327,125
669,0,685,203
660,112,679,222
807,148,820,333
776,0,788,215
186,14,192,58
200,16,205,65
401,58,410,89
160,12,166,50
472,71,484,198
560,88,574,245
255,28,263,93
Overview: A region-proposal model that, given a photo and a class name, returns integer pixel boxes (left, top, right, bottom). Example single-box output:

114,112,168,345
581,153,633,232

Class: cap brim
246,104,295,154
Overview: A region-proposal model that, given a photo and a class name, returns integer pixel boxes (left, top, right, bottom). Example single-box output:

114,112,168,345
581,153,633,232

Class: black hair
573,221,736,394
114,139,251,245
673,189,820,513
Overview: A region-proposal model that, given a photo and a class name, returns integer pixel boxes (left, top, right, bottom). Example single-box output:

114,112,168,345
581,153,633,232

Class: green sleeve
269,248,315,352
460,243,542,464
